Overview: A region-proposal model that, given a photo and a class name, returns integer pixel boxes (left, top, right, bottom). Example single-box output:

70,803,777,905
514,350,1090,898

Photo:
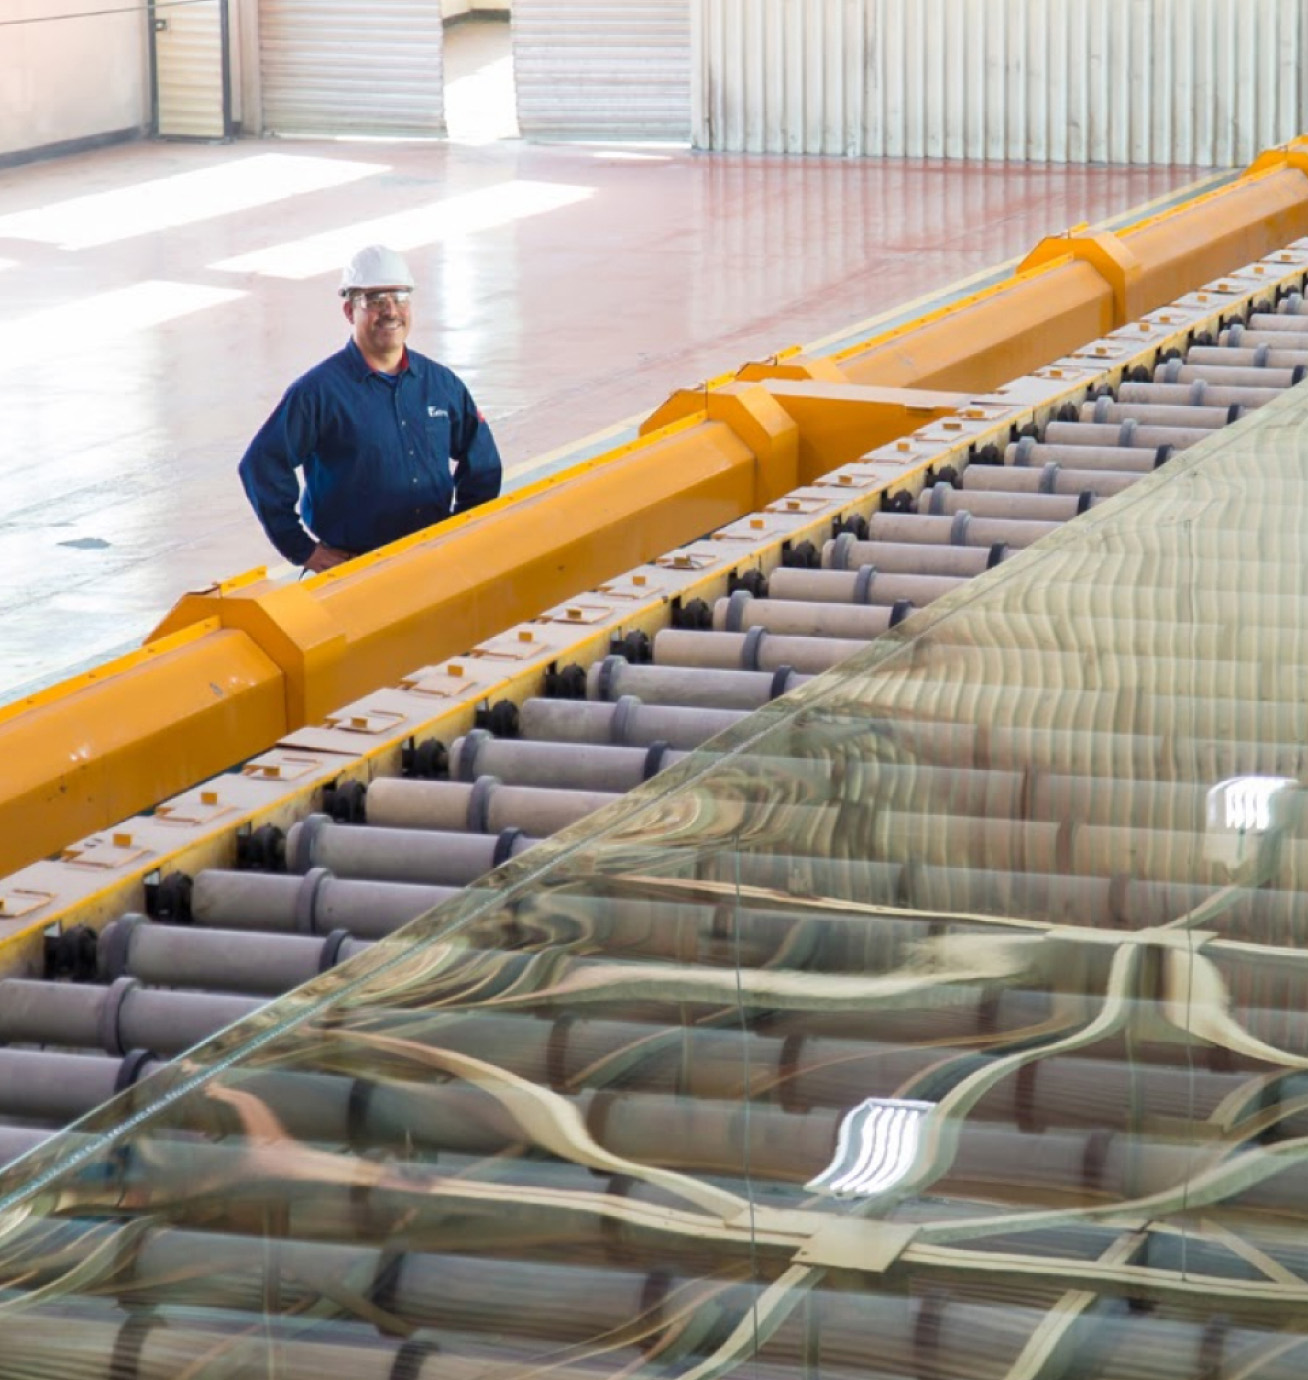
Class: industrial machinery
2,142,1308,1377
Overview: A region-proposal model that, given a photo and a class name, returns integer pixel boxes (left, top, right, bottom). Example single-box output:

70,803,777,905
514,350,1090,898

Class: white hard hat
339,244,415,296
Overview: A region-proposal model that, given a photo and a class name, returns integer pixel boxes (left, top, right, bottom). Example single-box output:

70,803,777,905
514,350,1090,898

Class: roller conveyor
5,226,1308,1380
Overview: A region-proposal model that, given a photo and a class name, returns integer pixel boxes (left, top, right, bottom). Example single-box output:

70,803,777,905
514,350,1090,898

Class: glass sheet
0,390,1307,1376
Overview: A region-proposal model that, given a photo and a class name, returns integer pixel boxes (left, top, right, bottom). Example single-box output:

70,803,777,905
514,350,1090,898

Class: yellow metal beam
831,149,1308,393
0,623,286,878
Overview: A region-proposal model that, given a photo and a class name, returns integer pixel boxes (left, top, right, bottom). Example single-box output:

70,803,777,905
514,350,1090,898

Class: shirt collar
344,337,411,380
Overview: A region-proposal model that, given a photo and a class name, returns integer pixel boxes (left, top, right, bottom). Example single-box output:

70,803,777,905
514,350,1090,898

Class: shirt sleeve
237,385,320,566
449,380,503,515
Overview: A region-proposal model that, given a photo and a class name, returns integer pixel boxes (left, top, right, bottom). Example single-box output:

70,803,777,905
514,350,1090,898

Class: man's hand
303,543,354,573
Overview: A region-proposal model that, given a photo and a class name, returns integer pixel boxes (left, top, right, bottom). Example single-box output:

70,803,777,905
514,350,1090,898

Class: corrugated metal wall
514,0,691,140
154,0,228,139
259,0,444,136
694,0,1307,164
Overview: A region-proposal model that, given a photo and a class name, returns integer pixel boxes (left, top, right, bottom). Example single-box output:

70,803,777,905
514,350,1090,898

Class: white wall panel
0,0,148,160
695,0,1308,164
515,0,691,140
260,0,444,136
155,0,228,140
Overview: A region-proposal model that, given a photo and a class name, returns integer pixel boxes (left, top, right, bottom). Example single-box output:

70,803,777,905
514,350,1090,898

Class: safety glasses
350,289,412,311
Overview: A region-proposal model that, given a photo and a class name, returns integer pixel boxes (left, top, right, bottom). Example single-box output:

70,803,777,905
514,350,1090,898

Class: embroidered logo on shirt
427,406,449,419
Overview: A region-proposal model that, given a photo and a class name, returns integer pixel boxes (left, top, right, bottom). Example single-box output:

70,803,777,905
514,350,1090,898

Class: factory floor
0,16,1219,705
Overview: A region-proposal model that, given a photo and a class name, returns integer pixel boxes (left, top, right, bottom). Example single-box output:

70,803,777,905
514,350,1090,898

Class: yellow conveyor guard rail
6,139,1308,879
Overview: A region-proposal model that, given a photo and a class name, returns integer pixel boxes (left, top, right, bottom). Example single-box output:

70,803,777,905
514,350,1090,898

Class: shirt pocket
420,405,454,470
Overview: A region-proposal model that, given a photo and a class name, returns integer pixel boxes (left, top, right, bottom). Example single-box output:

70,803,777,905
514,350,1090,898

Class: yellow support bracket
151,580,349,727
736,353,849,384
755,380,967,483
1018,230,1145,328
704,383,801,506
1247,136,1308,179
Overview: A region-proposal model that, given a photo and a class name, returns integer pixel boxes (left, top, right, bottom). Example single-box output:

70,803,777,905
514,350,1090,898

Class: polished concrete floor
0,19,1218,704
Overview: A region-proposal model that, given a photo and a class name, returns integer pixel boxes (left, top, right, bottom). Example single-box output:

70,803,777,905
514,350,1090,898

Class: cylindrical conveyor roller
285,814,539,886
822,534,1005,575
767,564,966,607
1158,355,1305,389
654,626,863,674
712,589,907,641
1188,343,1308,370
449,729,686,794
862,510,1063,548
518,695,747,749
585,656,810,709
1042,419,1217,450
1080,397,1241,429
0,976,259,1056
0,1047,162,1123
96,914,372,995
1119,378,1287,409
187,867,458,937
1004,437,1163,472
960,462,1139,500
363,775,621,836
919,483,1093,522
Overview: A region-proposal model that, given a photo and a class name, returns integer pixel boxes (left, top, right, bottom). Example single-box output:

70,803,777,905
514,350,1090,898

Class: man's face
344,287,412,358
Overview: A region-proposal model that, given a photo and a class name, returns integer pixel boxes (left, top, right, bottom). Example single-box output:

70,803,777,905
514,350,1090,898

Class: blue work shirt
238,339,502,566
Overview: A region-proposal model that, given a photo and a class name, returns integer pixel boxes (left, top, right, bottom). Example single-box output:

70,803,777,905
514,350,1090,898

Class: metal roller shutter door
514,0,690,141
695,0,1305,164
260,0,444,136
154,0,228,140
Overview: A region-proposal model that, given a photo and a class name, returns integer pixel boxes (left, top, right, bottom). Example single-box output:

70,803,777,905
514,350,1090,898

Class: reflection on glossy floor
0,21,1215,702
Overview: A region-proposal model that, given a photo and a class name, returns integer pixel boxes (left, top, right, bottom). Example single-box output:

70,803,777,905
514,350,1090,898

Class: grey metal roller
823,673,1308,745
948,583,1308,640
767,564,966,607
1003,437,1159,472
1158,356,1304,389
1246,309,1308,332
364,774,619,836
1217,324,1308,351
654,626,862,674
862,510,1062,549
0,976,258,1056
0,1047,161,1124
96,914,371,995
1042,418,1215,450
822,533,1002,575
120,1229,702,1350
585,655,809,709
1187,343,1308,370
449,728,685,793
1120,378,1285,409
960,461,1139,499
918,482,1092,522
0,1308,424,1380
518,695,746,749
189,867,458,938
711,589,902,641
286,812,537,885
1079,397,1240,429
882,637,1308,700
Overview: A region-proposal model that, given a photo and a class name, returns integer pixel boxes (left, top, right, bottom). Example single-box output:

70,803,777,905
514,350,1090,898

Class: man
239,244,502,573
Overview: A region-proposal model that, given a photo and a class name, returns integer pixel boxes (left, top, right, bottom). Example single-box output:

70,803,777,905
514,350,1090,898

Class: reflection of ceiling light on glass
1204,776,1300,876
806,1097,934,1198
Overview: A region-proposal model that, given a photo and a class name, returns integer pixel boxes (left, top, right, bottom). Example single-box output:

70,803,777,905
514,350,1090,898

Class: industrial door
259,0,445,136
151,0,231,139
514,0,691,140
